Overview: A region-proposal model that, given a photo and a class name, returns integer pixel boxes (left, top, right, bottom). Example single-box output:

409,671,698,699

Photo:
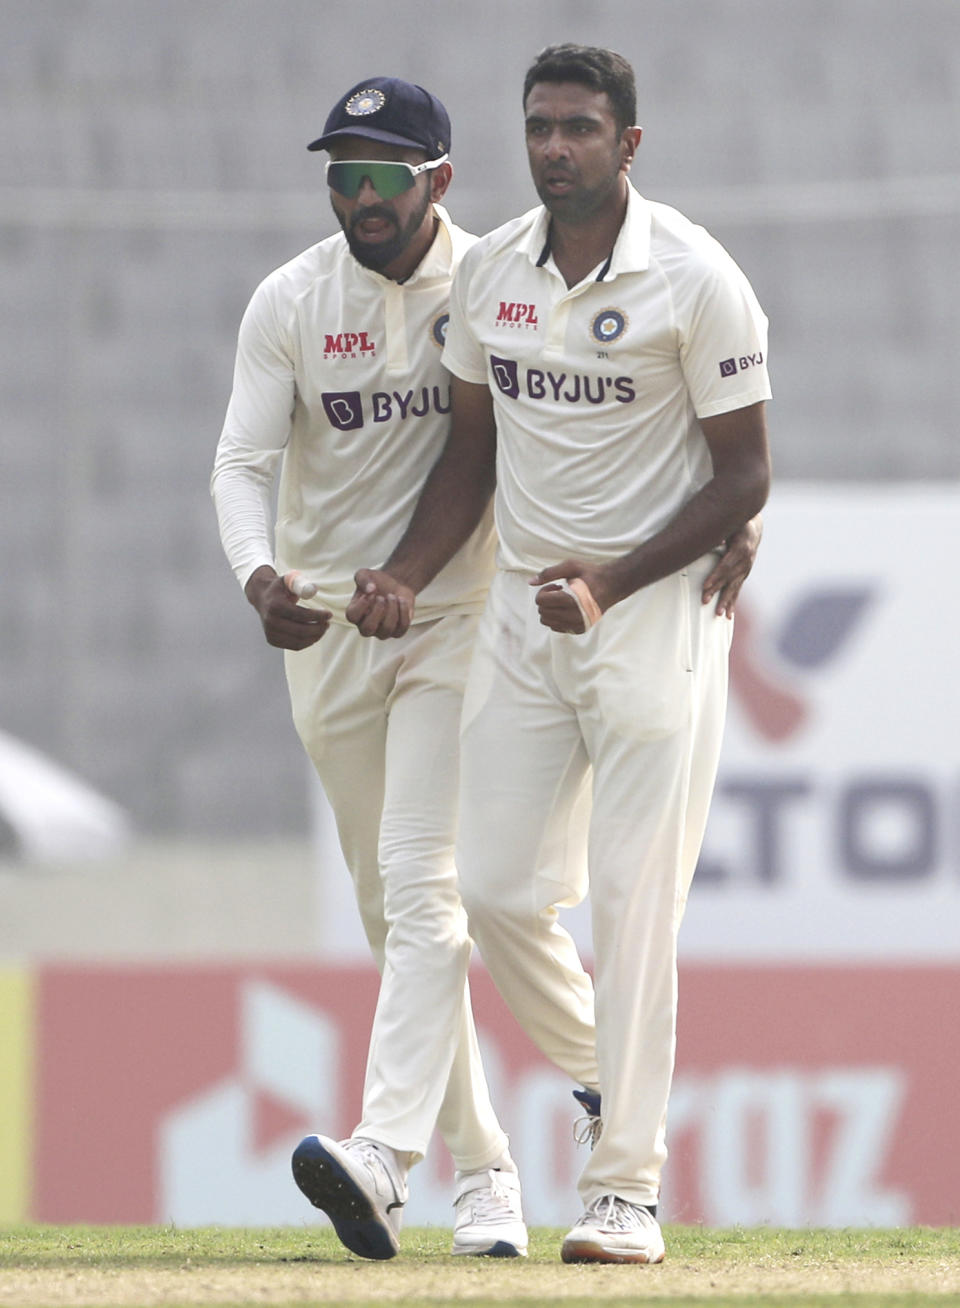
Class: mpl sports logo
496,301,539,330
719,350,764,377
323,331,377,361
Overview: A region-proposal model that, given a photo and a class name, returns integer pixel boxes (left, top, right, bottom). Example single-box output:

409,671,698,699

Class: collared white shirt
442,183,771,573
212,206,494,620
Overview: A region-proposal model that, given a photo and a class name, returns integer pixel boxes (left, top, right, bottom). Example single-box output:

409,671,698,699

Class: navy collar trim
536,221,613,280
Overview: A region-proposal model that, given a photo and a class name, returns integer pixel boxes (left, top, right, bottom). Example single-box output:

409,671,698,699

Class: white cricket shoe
291,1134,407,1260
452,1168,528,1257
561,1194,665,1264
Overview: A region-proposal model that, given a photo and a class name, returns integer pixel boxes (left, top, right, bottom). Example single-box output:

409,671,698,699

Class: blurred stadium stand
1,0,958,839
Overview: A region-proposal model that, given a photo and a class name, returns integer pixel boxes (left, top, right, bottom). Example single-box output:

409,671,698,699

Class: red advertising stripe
34,965,377,1223
32,962,959,1227
673,966,960,1226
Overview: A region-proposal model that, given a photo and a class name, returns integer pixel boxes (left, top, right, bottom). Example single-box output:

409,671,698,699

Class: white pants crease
285,614,508,1171
456,563,731,1207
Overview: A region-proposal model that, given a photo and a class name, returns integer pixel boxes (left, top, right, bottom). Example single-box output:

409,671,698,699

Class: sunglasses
325,155,448,200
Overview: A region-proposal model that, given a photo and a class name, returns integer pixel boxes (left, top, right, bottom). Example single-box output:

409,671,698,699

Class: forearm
603,468,768,606
381,458,493,592
533,402,770,635
381,376,497,593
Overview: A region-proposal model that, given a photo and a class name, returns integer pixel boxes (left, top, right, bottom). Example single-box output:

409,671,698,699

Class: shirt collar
522,181,652,282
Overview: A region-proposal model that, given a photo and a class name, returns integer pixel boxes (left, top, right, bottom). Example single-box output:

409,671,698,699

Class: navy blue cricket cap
307,76,451,157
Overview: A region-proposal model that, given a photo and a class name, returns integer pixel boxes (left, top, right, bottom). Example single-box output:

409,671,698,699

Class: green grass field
1,1224,959,1307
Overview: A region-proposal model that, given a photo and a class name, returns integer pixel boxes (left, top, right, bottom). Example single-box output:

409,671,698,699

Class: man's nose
356,175,383,201
542,128,570,160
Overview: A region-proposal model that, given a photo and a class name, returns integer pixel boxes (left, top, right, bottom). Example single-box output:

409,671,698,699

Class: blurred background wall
2,0,958,841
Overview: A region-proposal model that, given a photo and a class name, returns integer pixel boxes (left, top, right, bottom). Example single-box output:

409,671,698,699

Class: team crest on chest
345,89,386,117
430,312,449,348
590,308,629,344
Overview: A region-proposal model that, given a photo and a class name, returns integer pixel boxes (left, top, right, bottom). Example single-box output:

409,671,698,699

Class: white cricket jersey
212,206,494,621
441,183,772,573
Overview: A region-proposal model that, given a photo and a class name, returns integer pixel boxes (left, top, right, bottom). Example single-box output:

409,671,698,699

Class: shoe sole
291,1137,399,1261
452,1240,527,1258
561,1237,664,1265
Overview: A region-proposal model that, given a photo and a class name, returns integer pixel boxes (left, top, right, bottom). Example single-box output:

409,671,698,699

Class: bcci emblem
345,89,386,117
430,313,449,348
591,308,628,344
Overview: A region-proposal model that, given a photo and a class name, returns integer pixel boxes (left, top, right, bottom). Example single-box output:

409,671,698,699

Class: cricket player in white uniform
347,46,772,1265
211,77,529,1261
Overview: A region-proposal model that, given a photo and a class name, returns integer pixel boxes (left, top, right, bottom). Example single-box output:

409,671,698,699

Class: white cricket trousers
456,560,732,1208
285,613,509,1171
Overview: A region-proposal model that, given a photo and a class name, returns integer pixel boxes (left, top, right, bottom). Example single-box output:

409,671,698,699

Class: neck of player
549,177,629,289
388,212,441,283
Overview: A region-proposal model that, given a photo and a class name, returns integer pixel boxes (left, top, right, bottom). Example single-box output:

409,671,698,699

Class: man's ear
430,160,454,202
620,125,642,172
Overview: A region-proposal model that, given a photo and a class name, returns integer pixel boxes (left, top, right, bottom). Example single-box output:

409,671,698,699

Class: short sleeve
678,251,771,419
441,248,489,384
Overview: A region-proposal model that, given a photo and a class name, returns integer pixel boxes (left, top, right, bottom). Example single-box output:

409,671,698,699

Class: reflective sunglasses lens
327,161,415,199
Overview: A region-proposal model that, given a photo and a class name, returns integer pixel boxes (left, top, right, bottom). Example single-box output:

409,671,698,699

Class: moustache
349,205,398,230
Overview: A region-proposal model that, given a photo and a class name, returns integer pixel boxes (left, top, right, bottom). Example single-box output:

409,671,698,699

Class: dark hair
522,44,637,135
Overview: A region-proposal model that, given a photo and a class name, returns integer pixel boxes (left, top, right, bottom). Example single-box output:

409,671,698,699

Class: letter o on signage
839,778,936,880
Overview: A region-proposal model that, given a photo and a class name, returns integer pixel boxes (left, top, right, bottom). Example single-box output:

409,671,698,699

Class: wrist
381,555,429,596
244,564,277,605
593,561,631,612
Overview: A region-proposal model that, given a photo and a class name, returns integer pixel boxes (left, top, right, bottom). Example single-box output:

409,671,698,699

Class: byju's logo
490,355,521,399
488,355,636,406
322,387,451,429
496,301,539,329
321,391,364,430
719,351,764,378
730,586,875,742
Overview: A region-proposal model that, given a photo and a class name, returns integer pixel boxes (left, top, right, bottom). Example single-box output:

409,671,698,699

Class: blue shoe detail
475,1239,524,1258
572,1088,601,1118
291,1135,400,1261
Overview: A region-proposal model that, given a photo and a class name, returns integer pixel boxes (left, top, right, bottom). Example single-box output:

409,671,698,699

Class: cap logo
345,89,386,117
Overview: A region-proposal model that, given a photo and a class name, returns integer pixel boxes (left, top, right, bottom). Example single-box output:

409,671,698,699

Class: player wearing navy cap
347,45,771,1265
212,75,527,1261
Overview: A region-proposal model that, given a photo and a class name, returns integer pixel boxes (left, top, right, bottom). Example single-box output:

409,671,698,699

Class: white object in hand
284,570,319,600
557,578,602,629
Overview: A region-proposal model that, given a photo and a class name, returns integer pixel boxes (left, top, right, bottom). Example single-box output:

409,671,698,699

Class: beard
336,189,432,272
